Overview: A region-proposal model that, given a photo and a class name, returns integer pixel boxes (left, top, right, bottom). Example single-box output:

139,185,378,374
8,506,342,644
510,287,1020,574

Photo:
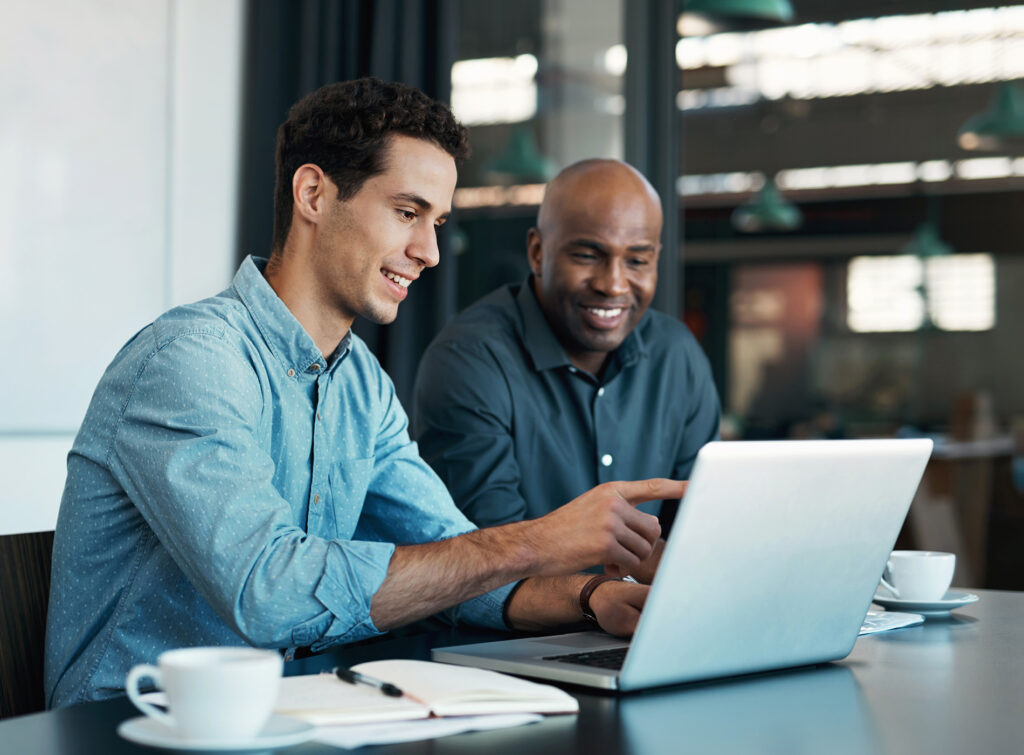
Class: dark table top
5,588,1022,754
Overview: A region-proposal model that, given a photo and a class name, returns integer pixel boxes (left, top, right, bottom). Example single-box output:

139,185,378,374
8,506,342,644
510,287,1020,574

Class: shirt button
601,454,613,467
287,369,296,377
317,412,322,421
311,363,321,371
313,494,320,504
597,387,605,397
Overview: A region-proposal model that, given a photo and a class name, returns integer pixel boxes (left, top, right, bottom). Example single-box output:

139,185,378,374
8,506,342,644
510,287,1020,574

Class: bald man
412,159,720,582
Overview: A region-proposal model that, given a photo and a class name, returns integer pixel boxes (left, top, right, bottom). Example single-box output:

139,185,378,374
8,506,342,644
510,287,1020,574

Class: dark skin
528,159,662,377
528,159,672,583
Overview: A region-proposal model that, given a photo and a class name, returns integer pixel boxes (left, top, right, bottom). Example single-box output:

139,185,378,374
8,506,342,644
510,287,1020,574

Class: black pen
333,666,404,697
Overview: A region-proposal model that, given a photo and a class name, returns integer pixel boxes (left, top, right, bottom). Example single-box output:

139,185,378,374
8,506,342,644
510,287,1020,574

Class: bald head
527,159,662,376
537,159,662,236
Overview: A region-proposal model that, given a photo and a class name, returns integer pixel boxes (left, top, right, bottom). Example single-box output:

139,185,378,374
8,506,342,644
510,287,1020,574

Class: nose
592,258,630,297
408,223,441,269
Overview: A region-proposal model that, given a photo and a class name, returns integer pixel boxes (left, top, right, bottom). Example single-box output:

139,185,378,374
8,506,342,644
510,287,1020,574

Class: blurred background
2,0,1022,588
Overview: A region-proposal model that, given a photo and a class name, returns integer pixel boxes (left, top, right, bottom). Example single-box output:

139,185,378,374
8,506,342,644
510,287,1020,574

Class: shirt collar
231,256,350,376
515,277,570,371
515,276,648,374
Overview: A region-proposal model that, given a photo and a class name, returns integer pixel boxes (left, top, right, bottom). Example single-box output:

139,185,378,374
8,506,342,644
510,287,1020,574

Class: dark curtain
237,0,460,408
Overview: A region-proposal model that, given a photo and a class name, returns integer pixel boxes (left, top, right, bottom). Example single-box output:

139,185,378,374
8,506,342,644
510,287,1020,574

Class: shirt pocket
327,457,375,539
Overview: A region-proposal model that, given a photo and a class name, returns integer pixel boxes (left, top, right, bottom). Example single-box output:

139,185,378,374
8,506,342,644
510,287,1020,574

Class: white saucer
872,590,979,617
117,714,315,751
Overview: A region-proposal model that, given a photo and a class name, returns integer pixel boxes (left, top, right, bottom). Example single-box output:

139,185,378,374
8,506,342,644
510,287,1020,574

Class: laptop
433,438,933,691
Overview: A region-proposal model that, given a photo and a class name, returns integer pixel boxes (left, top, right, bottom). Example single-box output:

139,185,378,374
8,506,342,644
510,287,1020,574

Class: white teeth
384,271,411,288
587,307,623,319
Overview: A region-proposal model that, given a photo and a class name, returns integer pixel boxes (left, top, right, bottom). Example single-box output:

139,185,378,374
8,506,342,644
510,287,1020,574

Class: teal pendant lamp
731,175,802,233
958,81,1024,151
681,0,795,34
484,126,558,185
901,222,953,258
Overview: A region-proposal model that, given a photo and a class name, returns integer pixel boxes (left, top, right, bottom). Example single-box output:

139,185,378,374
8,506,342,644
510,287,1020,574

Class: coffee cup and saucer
872,550,979,618
117,646,315,751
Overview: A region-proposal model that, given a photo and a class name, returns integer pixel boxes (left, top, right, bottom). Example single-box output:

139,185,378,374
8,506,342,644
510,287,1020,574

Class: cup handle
879,561,900,598
126,664,176,729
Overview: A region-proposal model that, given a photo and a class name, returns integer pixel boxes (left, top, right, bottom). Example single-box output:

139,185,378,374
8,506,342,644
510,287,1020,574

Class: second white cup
879,550,955,601
125,646,283,743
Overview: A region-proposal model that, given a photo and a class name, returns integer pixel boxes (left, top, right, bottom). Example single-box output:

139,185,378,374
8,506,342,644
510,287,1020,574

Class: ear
526,227,543,276
291,163,330,226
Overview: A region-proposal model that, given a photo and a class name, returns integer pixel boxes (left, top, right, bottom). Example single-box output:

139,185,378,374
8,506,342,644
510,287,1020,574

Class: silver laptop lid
619,438,933,689
434,438,933,691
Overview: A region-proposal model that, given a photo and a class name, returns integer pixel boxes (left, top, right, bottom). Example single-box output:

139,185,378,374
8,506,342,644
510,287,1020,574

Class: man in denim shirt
45,79,680,707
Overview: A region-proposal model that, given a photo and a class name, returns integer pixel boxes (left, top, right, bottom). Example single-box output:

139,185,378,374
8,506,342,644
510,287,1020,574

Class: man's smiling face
528,161,662,376
315,133,457,327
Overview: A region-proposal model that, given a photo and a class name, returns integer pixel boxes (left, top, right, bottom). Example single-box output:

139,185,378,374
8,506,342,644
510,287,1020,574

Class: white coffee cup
126,646,282,742
879,550,955,601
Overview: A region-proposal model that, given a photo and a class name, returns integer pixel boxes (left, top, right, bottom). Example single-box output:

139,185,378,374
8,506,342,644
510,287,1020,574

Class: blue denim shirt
45,256,511,707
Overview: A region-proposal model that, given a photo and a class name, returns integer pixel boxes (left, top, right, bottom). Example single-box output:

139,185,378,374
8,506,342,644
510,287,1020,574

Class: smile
383,270,412,288
585,306,623,319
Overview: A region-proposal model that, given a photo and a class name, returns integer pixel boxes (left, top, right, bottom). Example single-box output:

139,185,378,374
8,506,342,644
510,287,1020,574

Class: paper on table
314,713,543,749
275,660,577,726
859,611,924,635
351,659,578,716
274,673,427,725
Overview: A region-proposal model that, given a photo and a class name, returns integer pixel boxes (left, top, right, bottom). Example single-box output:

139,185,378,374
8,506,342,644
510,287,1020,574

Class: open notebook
274,660,577,725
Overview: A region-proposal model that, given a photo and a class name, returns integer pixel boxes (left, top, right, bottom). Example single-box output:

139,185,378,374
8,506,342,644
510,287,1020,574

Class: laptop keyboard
542,647,628,670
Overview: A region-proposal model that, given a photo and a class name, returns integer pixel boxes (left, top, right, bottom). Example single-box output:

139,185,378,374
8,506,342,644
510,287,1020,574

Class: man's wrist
579,574,620,624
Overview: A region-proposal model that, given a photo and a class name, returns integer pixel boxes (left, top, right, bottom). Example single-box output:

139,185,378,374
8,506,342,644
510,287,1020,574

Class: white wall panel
0,0,242,534
0,1,171,434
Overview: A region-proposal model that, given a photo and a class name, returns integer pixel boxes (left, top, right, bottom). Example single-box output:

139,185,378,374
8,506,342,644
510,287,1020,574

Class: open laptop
433,438,933,691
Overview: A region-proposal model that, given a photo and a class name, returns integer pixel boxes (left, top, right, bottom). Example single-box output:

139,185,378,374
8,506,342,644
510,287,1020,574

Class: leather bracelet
579,574,619,624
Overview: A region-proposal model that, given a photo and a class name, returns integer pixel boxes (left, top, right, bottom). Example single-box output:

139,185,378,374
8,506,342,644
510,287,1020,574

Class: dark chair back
0,530,55,718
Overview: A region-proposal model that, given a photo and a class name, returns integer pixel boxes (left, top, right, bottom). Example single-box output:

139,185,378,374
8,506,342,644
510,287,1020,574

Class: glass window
847,254,996,332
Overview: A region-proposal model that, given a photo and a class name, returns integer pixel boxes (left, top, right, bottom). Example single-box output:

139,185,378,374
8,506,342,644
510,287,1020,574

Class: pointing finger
613,478,687,506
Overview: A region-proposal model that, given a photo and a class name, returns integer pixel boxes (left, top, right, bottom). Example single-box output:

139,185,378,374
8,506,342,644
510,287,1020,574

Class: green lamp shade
681,0,795,34
958,81,1024,151
484,127,558,184
902,223,953,257
731,177,802,233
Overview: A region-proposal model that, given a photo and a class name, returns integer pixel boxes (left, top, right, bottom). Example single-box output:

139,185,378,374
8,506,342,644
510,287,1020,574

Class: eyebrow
569,238,657,253
393,192,451,222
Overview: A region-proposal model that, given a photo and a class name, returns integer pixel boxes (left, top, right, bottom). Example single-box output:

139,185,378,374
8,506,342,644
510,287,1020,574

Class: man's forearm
502,575,591,630
369,478,677,631
369,524,536,630
509,575,648,636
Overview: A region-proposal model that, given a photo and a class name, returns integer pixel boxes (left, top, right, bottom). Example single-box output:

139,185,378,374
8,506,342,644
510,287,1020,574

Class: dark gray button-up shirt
412,279,720,529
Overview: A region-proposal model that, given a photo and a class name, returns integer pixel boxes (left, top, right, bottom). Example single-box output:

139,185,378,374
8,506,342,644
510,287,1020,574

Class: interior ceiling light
679,0,795,36
901,222,954,258
731,175,802,233
958,81,1024,151
484,126,558,185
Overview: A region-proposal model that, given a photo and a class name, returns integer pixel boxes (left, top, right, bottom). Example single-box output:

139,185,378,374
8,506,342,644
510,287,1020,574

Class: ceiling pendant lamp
680,0,795,36
957,81,1024,151
731,175,802,233
901,222,954,258
484,126,558,185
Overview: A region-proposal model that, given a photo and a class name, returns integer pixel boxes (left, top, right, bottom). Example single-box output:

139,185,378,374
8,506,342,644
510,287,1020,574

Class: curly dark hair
271,77,470,252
